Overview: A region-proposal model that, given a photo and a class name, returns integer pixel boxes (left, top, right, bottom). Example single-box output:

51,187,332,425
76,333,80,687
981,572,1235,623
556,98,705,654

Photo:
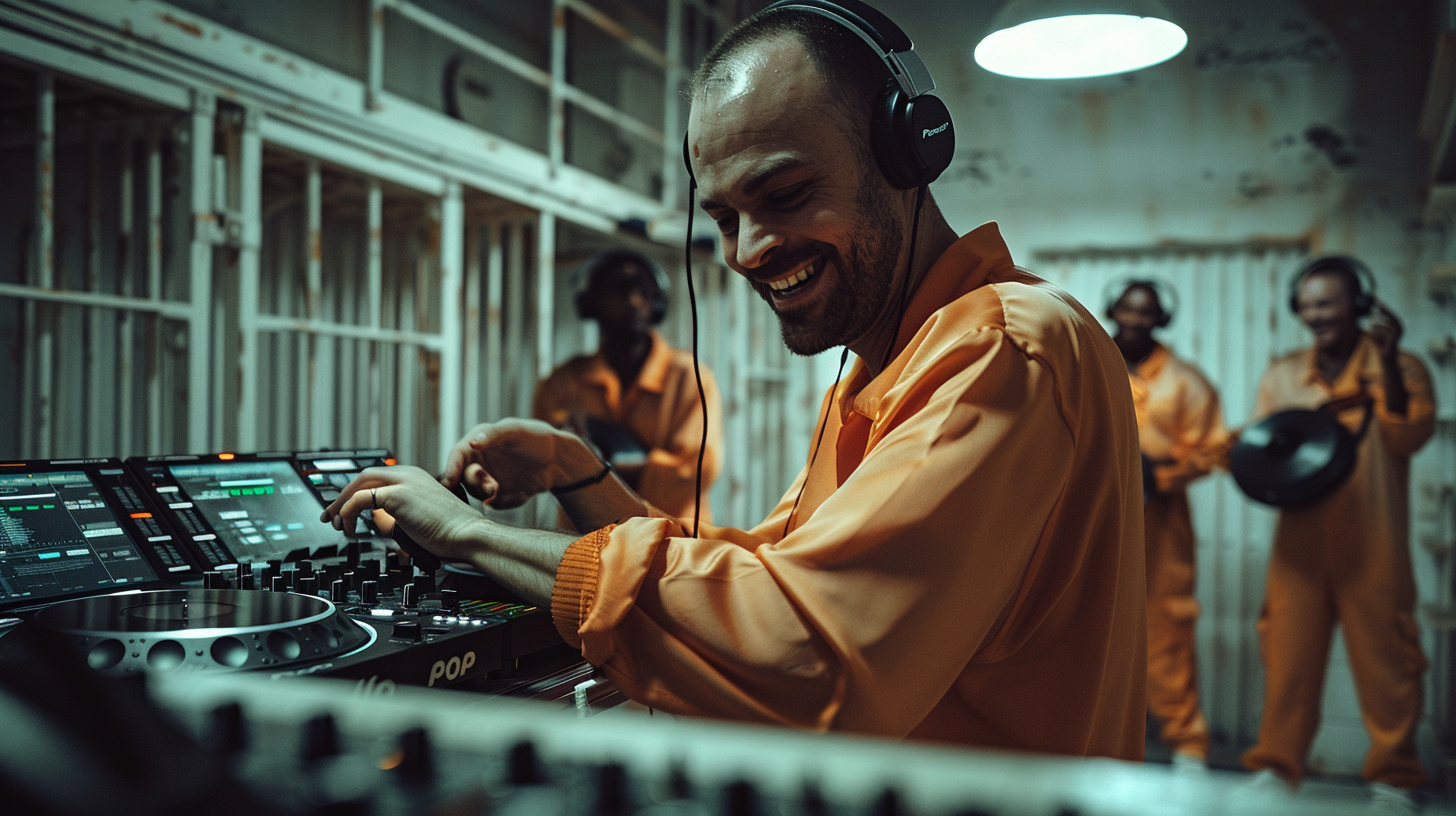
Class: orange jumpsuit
533,332,723,523
551,224,1147,758
1129,343,1226,759
1241,334,1435,787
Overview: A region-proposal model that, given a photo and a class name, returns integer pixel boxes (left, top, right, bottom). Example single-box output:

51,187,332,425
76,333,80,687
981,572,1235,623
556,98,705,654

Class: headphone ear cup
1353,291,1374,318
576,290,594,321
870,82,955,189
1155,309,1172,329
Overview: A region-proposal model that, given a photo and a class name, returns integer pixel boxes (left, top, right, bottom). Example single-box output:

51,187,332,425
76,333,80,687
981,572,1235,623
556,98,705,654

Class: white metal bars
249,156,471,469
1,72,199,460
366,0,730,211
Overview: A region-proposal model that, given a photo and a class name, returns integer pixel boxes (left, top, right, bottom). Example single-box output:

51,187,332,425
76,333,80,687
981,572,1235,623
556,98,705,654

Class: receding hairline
689,28,873,164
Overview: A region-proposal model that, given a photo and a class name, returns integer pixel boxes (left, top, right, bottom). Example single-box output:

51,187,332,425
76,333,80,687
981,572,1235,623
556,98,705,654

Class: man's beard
756,172,904,357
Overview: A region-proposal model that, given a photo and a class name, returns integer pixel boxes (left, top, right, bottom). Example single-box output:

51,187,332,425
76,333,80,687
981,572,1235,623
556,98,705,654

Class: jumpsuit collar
1130,342,1170,383
1300,331,1376,397
838,222,1017,423
581,331,670,415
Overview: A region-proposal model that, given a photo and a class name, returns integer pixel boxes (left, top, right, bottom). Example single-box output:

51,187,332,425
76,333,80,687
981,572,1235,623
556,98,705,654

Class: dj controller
0,449,569,694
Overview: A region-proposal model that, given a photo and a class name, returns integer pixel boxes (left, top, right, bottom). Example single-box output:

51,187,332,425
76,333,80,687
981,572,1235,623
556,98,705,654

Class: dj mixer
0,452,567,694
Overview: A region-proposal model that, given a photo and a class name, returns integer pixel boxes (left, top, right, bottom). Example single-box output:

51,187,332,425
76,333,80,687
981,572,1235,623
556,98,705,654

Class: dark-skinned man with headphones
1240,258,1435,811
1108,281,1227,769
532,250,723,525
324,1,1145,759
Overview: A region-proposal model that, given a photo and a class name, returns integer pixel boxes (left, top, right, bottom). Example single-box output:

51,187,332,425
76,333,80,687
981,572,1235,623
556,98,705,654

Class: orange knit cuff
551,524,615,649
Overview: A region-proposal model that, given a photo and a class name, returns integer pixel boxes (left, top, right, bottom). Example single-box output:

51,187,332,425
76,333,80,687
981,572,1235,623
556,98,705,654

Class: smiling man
1107,281,1226,767
1242,257,1435,806
323,2,1146,758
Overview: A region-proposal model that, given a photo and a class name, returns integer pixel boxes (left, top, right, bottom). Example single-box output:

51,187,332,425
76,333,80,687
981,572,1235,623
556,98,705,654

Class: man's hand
440,419,593,509
1367,301,1411,416
321,466,485,563
1368,302,1403,361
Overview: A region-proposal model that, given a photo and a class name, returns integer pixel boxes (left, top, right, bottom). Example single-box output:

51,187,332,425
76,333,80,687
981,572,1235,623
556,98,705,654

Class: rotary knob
359,581,378,605
392,620,422,642
209,701,248,755
401,583,419,608
440,589,459,611
300,713,340,765
507,740,544,786
396,726,434,786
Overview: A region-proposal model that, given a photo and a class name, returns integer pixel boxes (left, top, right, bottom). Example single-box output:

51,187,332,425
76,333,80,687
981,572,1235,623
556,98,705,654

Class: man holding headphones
1108,281,1227,767
1241,257,1435,804
324,0,1145,759
532,249,723,524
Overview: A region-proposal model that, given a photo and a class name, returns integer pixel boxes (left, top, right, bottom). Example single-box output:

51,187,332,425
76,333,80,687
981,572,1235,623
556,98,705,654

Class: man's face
1109,286,1161,344
1294,271,1360,352
686,36,904,356
590,267,657,337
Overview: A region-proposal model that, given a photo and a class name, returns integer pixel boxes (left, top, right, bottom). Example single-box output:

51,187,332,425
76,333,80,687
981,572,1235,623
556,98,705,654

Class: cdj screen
165,459,342,563
0,469,160,606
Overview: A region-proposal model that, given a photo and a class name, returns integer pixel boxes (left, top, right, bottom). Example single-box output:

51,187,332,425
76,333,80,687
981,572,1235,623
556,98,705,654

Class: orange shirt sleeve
1154,364,1227,493
531,369,572,427
1377,351,1436,458
551,329,1076,736
636,362,724,521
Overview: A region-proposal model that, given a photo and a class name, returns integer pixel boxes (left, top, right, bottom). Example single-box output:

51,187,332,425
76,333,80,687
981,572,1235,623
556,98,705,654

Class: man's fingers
331,487,381,534
440,447,465,486
460,463,497,502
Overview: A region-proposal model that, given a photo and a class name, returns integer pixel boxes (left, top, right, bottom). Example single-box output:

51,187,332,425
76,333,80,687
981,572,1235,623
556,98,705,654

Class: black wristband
550,459,612,495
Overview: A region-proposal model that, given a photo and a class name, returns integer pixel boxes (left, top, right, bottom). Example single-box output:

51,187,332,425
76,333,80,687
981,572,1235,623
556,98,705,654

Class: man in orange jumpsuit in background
325,2,1146,758
1241,257,1435,810
533,250,723,524
1108,281,1226,767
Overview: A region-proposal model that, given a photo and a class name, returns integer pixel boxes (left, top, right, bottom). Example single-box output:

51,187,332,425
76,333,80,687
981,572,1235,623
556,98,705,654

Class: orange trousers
1144,491,1210,758
1241,509,1428,788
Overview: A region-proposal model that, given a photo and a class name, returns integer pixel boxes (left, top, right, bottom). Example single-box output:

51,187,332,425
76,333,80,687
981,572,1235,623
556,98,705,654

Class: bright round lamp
975,0,1187,79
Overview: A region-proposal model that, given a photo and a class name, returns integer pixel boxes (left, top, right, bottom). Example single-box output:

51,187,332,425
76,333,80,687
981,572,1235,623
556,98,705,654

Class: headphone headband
576,249,669,325
1104,277,1178,329
763,0,934,97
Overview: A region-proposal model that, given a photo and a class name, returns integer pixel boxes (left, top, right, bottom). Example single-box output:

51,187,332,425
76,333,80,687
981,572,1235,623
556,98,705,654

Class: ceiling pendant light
974,0,1187,80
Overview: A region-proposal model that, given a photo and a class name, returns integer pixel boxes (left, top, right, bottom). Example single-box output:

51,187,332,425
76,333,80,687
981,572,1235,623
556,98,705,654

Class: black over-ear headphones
682,0,955,190
1287,255,1375,318
1104,277,1178,329
575,249,670,325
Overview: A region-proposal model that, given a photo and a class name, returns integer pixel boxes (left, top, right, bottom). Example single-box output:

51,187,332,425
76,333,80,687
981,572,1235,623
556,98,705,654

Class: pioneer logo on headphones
922,122,949,139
